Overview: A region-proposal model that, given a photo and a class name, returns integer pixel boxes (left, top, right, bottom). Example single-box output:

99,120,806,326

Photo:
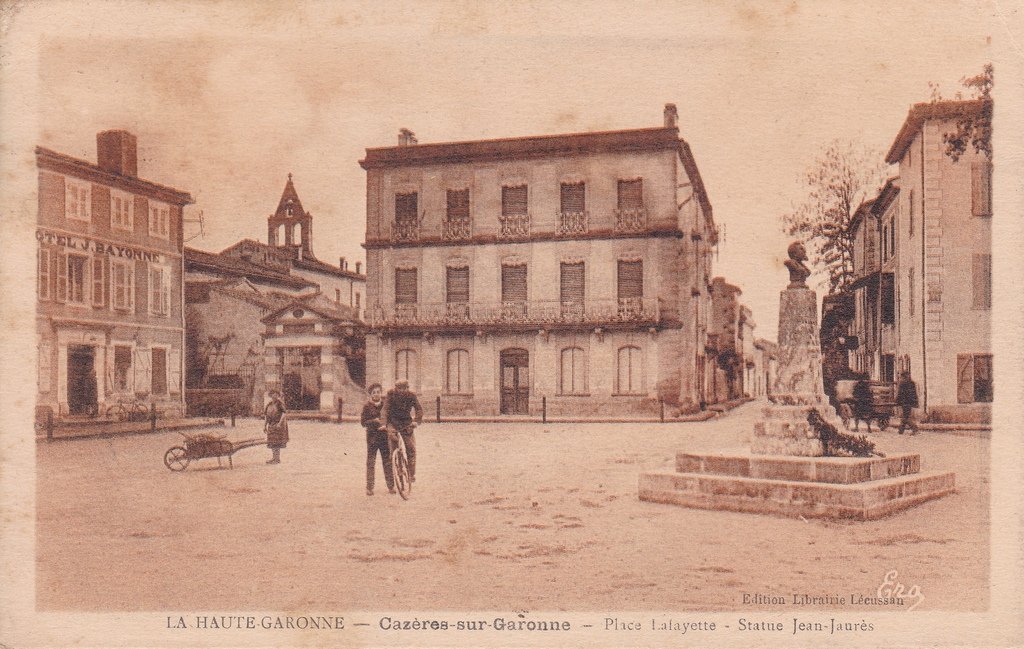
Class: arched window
616,346,642,394
395,349,418,389
446,349,471,394
559,347,586,395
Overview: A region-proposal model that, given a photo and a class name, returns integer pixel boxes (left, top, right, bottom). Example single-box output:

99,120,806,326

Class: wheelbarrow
163,432,266,471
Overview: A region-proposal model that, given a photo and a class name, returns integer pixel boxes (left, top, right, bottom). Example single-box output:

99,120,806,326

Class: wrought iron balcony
368,297,662,330
392,219,419,242
442,216,472,241
498,213,531,239
557,210,588,235
614,207,648,232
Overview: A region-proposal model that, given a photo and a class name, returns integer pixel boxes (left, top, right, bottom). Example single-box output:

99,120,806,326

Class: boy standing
361,384,395,495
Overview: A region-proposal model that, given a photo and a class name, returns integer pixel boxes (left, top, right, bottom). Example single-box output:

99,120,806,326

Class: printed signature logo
878,569,924,611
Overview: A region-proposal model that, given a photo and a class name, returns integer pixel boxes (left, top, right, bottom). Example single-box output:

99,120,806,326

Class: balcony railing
557,211,588,235
442,216,472,240
368,298,661,329
498,213,531,239
614,207,648,232
392,219,419,242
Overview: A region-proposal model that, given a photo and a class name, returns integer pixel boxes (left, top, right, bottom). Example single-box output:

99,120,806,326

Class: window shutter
446,266,470,303
38,248,51,300
135,348,151,397
56,254,68,302
957,354,973,403
617,179,643,210
617,260,643,299
162,269,171,315
92,257,106,307
560,262,585,304
395,193,418,223
972,254,992,309
881,273,895,324
501,185,528,216
446,189,470,219
972,161,992,217
38,341,52,393
501,264,528,302
169,348,182,395
127,262,135,311
395,268,418,304
560,183,585,213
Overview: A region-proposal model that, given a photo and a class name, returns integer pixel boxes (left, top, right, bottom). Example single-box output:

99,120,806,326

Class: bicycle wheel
391,448,411,500
164,446,190,472
106,404,128,422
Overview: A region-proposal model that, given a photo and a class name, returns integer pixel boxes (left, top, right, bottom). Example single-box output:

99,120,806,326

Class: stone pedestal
752,287,843,456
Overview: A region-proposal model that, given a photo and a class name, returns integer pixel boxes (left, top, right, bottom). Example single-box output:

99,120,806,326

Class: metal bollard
47,410,54,441
150,403,157,433
230,412,236,427
660,398,665,422
435,396,441,423
542,396,547,423
337,397,344,423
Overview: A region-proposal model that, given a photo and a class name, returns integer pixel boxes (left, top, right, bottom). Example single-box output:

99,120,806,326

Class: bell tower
267,173,315,260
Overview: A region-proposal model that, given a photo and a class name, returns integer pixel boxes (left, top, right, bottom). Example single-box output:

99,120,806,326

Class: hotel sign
36,229,165,263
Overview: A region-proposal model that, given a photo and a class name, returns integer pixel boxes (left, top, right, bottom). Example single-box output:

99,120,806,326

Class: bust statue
784,241,811,289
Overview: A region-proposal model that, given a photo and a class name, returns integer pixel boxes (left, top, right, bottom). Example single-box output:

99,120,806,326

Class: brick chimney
97,130,138,176
355,261,362,274
339,256,348,271
398,128,417,146
663,104,678,129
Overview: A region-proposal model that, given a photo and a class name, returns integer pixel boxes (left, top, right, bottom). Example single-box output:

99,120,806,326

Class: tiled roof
184,247,315,289
36,146,194,205
885,99,988,164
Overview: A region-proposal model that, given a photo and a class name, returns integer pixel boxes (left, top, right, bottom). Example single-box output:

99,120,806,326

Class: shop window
957,354,993,403
559,347,587,395
446,349,471,394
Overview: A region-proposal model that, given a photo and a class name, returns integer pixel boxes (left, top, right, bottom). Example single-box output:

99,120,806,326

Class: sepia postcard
1,1,1022,647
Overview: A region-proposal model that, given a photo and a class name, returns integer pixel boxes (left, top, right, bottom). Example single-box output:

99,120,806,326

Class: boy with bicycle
381,380,423,483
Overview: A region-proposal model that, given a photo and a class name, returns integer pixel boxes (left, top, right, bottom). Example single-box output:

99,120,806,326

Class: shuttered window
881,273,895,324
616,346,642,394
972,254,992,309
617,179,643,210
560,262,585,304
617,260,643,299
395,192,418,223
501,264,528,302
958,354,994,403
395,349,418,388
501,185,528,216
447,189,470,219
446,266,469,303
560,182,585,213
972,161,992,217
446,349,471,394
395,268,418,304
560,347,586,395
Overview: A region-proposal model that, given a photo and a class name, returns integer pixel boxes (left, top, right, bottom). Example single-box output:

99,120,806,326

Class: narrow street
36,402,989,612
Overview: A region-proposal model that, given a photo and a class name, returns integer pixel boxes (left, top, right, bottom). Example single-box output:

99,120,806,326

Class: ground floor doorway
500,348,529,415
279,346,322,411
67,345,98,416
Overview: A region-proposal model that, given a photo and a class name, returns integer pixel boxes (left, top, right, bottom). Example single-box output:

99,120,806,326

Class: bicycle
389,422,415,500
105,398,150,422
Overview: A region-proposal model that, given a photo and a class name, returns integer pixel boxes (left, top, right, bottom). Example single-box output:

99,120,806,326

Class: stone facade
361,106,718,416
35,131,192,420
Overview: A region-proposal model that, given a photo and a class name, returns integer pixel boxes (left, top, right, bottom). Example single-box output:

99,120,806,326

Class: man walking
381,380,423,483
361,383,395,496
896,370,920,435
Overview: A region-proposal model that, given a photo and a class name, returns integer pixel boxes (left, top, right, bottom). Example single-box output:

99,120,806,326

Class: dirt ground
36,402,989,612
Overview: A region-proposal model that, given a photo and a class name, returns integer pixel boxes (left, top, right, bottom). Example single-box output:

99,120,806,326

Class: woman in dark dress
264,390,289,464
852,375,874,434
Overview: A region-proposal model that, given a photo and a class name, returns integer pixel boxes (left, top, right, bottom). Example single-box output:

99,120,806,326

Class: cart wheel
164,446,190,472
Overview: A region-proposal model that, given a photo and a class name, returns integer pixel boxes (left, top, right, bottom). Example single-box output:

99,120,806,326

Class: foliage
807,409,883,458
782,140,887,294
935,64,993,162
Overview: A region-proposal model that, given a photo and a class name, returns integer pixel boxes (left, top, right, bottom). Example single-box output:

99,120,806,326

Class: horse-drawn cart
163,432,265,471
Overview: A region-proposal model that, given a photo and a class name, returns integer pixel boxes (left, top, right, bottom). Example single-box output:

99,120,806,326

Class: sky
16,0,1003,340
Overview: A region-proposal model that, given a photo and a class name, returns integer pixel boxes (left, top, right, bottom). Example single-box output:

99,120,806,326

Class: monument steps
638,469,956,521
675,451,922,484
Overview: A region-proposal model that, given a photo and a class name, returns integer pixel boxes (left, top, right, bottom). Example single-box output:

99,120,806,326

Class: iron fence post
436,396,441,423
542,396,547,423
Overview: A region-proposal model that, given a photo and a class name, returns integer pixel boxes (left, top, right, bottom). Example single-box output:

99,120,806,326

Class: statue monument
639,242,956,520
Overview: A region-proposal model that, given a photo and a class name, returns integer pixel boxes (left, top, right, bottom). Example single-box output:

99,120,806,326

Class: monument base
638,449,955,521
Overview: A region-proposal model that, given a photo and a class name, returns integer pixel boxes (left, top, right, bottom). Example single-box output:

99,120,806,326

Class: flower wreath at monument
807,409,883,458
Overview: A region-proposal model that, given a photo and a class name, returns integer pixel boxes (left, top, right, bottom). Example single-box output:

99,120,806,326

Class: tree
937,64,993,162
782,140,887,294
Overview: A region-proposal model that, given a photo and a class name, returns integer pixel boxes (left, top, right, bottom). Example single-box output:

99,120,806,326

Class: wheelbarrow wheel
164,446,190,472
877,416,890,430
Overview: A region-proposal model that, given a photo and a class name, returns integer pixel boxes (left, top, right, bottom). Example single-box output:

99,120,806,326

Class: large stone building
841,99,992,423
36,131,192,419
183,176,366,416
360,105,718,417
